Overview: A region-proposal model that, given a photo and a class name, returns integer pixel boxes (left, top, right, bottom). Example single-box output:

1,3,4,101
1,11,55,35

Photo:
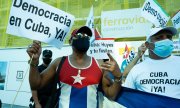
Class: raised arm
100,53,122,100
122,43,147,82
27,40,59,90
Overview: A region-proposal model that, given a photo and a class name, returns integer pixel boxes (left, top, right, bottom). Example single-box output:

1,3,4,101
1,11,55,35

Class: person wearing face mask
124,26,180,99
29,49,53,108
27,26,122,108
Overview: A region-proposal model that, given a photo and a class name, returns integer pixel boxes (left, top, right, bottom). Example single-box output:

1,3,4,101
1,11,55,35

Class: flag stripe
59,83,71,108
69,87,87,108
87,85,98,108
115,87,180,108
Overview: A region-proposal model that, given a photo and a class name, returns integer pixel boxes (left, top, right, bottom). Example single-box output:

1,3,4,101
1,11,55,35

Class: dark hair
43,49,52,58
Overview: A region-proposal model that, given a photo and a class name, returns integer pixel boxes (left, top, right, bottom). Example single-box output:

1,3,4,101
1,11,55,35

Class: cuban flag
123,44,129,59
127,50,135,64
58,57,103,108
115,87,180,108
121,44,135,72
86,6,95,44
94,27,101,39
120,60,128,72
120,44,135,72
120,44,129,72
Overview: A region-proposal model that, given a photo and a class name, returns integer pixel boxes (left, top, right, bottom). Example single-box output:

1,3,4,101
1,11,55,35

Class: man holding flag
119,27,180,108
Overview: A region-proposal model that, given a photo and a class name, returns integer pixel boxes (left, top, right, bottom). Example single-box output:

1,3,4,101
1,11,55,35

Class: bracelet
28,60,38,67
114,76,122,83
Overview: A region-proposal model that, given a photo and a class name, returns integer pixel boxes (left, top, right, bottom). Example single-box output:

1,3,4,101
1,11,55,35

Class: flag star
71,70,86,85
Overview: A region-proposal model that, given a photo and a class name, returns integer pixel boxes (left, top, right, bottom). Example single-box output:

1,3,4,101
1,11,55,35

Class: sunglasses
73,33,91,39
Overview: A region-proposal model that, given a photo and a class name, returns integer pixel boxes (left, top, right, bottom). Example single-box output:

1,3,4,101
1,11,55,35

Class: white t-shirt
124,55,180,99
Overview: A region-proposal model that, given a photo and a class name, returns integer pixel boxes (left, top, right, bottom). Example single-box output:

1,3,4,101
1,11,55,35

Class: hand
137,43,147,57
26,40,42,63
101,53,121,78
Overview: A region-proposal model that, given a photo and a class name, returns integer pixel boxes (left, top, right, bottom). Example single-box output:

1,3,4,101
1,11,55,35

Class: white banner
101,8,152,38
173,39,180,51
171,11,180,29
87,39,114,59
114,40,180,70
141,0,170,27
6,0,75,49
6,61,30,92
113,41,145,68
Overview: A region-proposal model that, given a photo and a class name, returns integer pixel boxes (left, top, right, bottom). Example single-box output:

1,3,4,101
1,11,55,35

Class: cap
146,26,177,41
71,26,92,37
69,26,92,42
43,49,52,58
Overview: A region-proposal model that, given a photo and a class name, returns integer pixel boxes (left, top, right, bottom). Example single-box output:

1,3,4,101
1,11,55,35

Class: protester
122,43,147,83
29,49,53,108
27,26,122,108
124,26,180,99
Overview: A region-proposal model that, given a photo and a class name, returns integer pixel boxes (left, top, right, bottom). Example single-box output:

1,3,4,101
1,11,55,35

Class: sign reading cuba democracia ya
101,8,152,38
6,0,75,49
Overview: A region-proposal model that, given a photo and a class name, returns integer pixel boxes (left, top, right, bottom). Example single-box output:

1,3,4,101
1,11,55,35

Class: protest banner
141,0,170,27
173,39,180,51
87,27,115,59
87,39,114,59
6,0,75,49
171,10,180,29
113,41,145,69
101,8,152,38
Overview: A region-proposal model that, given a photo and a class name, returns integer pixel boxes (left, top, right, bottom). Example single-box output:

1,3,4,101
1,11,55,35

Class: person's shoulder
171,55,180,59
170,55,180,61
129,59,148,74
51,56,67,68
132,59,147,68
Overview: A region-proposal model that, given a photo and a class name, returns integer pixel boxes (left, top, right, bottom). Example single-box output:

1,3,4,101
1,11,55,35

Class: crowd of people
27,25,180,108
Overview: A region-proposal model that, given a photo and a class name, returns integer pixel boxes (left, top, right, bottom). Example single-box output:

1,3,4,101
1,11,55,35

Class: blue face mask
152,39,174,58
